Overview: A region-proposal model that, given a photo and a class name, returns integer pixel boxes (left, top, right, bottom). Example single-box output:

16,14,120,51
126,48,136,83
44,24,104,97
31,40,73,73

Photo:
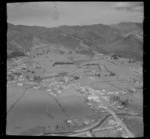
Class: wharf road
108,109,134,137
73,93,134,137
68,125,120,137
41,83,137,136
74,114,111,133
96,93,135,137
7,79,135,137
42,114,111,136
42,98,135,137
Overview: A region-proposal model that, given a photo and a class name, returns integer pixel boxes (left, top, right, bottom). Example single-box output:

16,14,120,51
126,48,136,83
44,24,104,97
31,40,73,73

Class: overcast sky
7,2,144,28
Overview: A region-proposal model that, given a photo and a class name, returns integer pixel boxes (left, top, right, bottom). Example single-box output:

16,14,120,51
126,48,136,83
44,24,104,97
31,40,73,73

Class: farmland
7,46,143,137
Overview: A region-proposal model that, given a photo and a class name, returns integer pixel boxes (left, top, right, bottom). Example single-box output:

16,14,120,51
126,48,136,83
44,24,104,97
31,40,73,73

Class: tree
111,54,121,60
109,72,115,76
74,76,80,80
95,73,101,77
7,50,25,59
121,99,129,107
33,76,41,81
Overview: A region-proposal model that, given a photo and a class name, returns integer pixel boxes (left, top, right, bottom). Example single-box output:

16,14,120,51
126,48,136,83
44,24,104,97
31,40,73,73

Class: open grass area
7,49,143,136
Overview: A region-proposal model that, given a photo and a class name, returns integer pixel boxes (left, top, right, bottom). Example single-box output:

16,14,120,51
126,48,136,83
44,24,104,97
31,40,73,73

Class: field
7,47,143,137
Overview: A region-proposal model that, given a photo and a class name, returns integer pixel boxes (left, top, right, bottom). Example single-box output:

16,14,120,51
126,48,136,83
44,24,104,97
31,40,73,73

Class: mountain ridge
7,22,143,60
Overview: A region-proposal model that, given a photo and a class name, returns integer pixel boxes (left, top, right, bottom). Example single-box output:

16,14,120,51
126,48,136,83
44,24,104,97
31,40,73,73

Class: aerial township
7,46,143,137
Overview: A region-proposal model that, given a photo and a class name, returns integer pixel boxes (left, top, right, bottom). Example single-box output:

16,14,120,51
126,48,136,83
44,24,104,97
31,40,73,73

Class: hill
7,22,143,60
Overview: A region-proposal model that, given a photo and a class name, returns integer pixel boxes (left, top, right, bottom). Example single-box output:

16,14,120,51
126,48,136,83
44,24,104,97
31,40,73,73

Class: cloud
113,2,143,12
7,2,38,8
52,10,60,20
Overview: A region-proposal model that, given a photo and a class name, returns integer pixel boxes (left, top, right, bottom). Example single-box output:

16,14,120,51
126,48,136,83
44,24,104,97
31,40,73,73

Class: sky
7,2,144,28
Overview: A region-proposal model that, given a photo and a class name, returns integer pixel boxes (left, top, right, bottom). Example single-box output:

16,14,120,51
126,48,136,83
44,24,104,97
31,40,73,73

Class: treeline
7,51,26,59
53,62,74,66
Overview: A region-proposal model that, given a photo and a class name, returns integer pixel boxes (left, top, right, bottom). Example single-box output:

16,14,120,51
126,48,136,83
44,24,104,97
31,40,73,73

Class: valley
7,45,143,137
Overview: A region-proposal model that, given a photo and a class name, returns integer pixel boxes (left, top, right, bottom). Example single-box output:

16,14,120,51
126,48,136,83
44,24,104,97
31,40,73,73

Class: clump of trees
129,59,135,63
7,74,15,81
53,62,74,66
95,73,101,77
7,51,25,59
33,76,41,82
121,100,129,107
111,95,129,107
109,72,115,76
74,76,80,80
111,54,121,60
111,95,120,102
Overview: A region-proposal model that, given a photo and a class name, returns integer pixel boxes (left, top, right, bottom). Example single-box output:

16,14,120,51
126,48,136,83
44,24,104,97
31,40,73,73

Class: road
7,73,136,137
97,93,135,137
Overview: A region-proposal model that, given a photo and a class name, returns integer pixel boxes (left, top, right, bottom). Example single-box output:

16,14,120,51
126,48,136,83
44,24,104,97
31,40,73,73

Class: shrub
111,54,120,60
111,95,120,102
121,100,129,107
96,73,101,77
74,76,80,80
33,76,41,81
7,51,25,59
109,72,115,76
